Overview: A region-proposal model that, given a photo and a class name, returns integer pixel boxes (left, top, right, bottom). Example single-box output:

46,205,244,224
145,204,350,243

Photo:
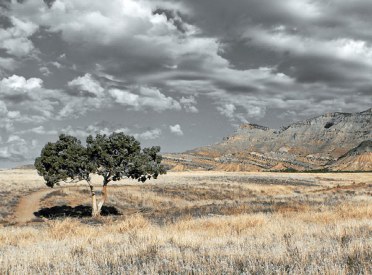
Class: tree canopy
34,134,94,187
86,133,165,184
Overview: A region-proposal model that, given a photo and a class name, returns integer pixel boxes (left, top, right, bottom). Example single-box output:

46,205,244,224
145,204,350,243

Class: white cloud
0,148,11,159
0,100,14,133
57,96,104,119
109,86,181,112
0,16,38,57
139,86,181,111
283,0,321,19
0,73,180,121
134,128,162,140
0,75,58,124
58,53,66,59
245,27,372,65
62,124,161,141
0,75,42,96
0,135,33,161
50,61,62,69
0,57,18,72
0,101,18,132
217,103,236,120
16,126,58,135
68,73,105,97
214,93,267,123
0,100,8,116
169,124,183,136
62,125,97,139
180,96,198,113
109,89,138,106
39,66,51,76
7,110,21,119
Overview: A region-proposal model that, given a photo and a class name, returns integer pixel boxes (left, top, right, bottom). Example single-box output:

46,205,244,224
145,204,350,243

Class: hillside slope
329,140,372,171
164,109,372,171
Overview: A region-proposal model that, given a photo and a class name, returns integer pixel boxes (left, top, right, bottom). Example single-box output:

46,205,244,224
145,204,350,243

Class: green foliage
35,132,166,187
86,132,166,184
34,134,95,187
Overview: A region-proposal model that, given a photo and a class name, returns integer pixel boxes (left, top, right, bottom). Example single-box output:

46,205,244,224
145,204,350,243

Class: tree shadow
34,205,121,219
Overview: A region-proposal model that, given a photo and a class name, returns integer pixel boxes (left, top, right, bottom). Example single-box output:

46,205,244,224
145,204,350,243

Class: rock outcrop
164,108,372,172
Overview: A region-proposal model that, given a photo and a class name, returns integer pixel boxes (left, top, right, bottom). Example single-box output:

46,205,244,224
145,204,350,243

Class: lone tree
35,132,166,216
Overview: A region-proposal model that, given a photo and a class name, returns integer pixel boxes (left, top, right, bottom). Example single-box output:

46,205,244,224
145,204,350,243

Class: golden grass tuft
170,214,267,235
47,218,93,240
112,214,152,233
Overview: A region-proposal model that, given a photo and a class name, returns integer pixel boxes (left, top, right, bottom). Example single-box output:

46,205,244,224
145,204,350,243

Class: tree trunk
97,184,108,214
89,183,100,217
89,177,109,217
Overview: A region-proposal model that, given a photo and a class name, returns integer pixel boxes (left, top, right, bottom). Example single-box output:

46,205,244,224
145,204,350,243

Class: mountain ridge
164,108,372,172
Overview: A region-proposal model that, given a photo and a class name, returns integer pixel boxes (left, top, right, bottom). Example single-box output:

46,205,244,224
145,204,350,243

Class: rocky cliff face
165,108,372,171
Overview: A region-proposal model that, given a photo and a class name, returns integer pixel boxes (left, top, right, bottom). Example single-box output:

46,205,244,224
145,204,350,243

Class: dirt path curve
13,185,128,224
14,189,54,224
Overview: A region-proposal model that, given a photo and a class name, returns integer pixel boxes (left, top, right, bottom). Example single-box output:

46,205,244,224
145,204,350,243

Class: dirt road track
13,185,100,223
14,189,53,224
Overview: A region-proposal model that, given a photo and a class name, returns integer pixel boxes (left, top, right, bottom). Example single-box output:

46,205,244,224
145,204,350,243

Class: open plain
0,169,371,274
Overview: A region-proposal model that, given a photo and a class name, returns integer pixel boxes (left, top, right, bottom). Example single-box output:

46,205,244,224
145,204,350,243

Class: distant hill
13,164,35,170
164,108,372,172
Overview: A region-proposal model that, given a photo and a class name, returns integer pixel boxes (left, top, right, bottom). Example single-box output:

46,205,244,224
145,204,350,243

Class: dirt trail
14,189,53,224
13,185,105,223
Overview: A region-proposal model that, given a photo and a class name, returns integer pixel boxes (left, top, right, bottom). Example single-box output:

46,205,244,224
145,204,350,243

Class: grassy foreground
0,170,371,274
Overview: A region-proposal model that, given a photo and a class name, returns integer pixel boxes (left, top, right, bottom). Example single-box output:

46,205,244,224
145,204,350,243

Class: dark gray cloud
176,0,372,90
153,8,188,33
277,55,371,86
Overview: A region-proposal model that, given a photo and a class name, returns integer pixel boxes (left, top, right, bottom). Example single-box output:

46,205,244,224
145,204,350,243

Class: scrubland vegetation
0,170,371,274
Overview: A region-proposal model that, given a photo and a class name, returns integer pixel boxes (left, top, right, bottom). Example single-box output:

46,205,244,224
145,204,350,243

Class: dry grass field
0,169,371,274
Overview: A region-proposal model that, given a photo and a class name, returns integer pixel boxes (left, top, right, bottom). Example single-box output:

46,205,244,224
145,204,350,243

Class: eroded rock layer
164,109,372,172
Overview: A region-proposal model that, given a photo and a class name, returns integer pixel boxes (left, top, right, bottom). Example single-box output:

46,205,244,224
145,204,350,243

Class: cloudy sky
0,0,371,167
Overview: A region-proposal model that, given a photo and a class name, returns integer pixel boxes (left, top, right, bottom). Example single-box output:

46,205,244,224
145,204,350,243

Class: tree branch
64,178,80,184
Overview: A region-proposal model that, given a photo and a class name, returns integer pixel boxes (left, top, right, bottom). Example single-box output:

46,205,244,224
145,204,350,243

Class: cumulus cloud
0,75,56,122
180,96,198,113
0,135,35,161
134,128,162,140
0,75,42,96
62,124,162,141
0,100,18,133
9,0,198,79
57,96,105,119
66,74,182,115
109,86,181,112
68,73,105,97
169,124,183,136
217,103,236,120
0,16,38,57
